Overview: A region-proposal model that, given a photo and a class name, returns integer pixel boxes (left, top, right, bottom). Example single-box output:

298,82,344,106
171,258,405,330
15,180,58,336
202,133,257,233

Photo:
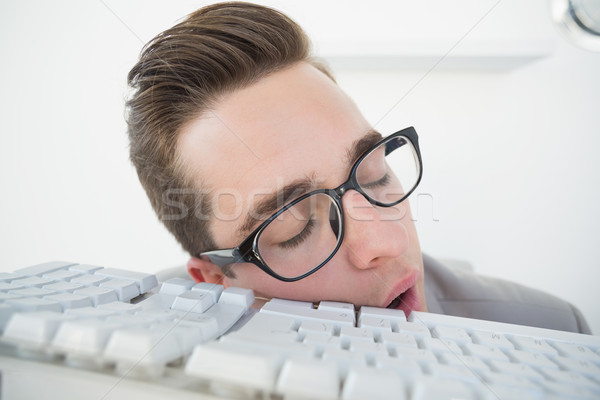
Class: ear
187,256,226,285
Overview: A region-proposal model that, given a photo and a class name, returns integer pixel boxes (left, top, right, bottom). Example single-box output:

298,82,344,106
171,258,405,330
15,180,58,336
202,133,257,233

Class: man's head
127,2,428,314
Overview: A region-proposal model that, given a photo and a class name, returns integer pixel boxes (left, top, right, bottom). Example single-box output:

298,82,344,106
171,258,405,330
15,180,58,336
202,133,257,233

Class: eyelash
279,217,315,249
362,173,391,189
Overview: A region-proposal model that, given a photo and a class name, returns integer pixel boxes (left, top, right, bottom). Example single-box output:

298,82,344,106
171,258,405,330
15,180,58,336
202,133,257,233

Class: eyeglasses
201,126,423,282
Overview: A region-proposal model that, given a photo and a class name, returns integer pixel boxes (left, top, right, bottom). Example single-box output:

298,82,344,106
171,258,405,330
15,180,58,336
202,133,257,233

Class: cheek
226,263,332,301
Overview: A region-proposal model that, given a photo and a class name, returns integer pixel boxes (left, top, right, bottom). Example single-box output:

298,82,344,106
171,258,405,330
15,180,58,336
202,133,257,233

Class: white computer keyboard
1,261,600,400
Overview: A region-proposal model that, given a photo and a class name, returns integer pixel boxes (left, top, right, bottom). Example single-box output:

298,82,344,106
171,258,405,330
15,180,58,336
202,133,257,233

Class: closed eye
361,173,391,189
278,217,315,249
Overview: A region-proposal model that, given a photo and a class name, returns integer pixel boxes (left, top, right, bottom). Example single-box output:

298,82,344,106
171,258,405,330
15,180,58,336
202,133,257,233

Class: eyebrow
345,129,383,166
238,177,316,238
237,129,383,239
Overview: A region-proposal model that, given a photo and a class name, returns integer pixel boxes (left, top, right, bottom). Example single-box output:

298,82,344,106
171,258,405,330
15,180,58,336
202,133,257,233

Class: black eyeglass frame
201,126,423,282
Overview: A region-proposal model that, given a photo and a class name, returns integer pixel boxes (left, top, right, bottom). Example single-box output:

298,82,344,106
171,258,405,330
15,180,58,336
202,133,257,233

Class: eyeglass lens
255,135,419,279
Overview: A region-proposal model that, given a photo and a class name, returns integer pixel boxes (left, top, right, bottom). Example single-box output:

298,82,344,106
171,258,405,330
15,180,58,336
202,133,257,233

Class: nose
340,190,409,269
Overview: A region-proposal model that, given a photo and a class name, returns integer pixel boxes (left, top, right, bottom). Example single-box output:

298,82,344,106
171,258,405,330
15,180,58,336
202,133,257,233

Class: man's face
178,62,428,314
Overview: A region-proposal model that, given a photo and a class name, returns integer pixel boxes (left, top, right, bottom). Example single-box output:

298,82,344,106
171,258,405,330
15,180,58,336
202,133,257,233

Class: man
127,2,590,333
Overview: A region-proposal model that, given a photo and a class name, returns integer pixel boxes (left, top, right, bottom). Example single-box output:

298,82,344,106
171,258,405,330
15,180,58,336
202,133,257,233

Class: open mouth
386,293,404,309
384,284,420,316
382,271,420,315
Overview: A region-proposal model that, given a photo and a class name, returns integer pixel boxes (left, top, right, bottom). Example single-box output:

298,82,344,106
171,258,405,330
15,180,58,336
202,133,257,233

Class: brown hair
126,2,332,263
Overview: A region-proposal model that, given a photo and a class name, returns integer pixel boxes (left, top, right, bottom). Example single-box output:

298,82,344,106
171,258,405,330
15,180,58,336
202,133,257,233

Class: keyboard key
135,309,181,322
42,269,81,281
276,357,339,399
426,363,482,384
222,329,314,358
106,315,152,329
381,331,418,349
412,376,479,400
552,342,600,363
15,261,75,276
553,356,600,378
191,282,224,303
431,325,471,345
358,315,393,336
11,276,56,288
98,301,142,313
507,349,559,370
94,268,158,293
318,300,354,313
471,330,514,351
421,337,463,355
159,278,195,296
262,300,354,327
267,298,314,309
0,282,26,291
227,326,298,346
10,287,56,298
395,348,437,365
298,319,335,336
484,384,545,400
70,274,108,286
171,291,214,314
103,325,185,371
217,287,254,310
541,369,599,390
199,302,250,334
0,272,25,282
322,348,367,378
68,264,103,273
52,319,123,356
340,326,374,343
2,311,74,348
374,355,422,378
438,353,490,375
510,335,559,356
488,360,545,382
44,293,93,309
481,370,541,391
242,312,298,337
99,279,140,301
342,365,406,400
358,306,407,324
42,281,86,293
395,321,431,338
73,286,118,306
0,292,23,300
303,333,342,350
0,303,19,331
463,343,510,362
65,307,119,318
348,340,388,358
542,380,599,399
6,297,62,313
186,341,284,391
176,315,219,343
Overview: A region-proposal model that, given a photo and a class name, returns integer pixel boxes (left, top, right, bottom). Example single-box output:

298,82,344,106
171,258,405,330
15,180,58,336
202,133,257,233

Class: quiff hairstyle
126,2,333,264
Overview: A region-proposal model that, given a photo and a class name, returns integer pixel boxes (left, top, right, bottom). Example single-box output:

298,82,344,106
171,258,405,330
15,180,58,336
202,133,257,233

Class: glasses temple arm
201,249,242,267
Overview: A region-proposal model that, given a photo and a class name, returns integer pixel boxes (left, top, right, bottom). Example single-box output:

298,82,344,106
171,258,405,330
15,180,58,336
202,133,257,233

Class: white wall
1,0,599,334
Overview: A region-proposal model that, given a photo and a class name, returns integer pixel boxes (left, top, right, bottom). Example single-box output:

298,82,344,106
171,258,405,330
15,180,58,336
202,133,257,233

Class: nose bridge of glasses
334,180,376,207
333,183,347,198
333,178,362,198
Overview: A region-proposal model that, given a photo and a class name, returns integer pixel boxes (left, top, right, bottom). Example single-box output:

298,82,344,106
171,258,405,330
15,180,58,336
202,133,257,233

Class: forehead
177,62,371,243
